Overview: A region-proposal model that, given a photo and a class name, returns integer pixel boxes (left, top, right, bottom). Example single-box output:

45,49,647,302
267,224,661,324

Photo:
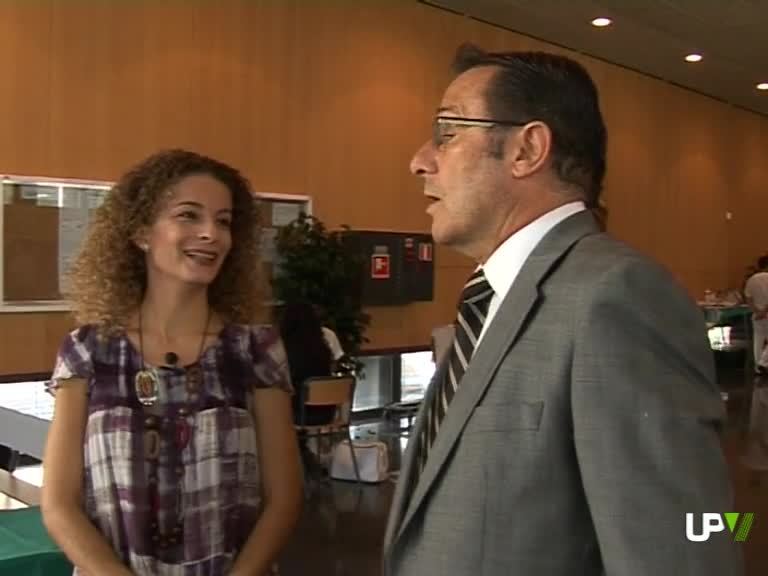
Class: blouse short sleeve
248,325,293,394
47,325,95,394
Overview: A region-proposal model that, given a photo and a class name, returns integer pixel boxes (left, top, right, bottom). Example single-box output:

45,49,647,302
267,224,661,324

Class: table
0,381,53,460
0,507,72,575
700,304,752,352
700,303,752,327
700,304,756,432
382,401,421,434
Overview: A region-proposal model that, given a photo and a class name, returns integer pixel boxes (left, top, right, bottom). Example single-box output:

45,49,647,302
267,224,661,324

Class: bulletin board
254,192,312,306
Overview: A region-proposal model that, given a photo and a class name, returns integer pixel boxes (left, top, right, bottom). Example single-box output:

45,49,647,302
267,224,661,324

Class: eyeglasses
432,115,529,147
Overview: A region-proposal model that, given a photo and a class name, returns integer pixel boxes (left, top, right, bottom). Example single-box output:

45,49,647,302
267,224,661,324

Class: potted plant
272,213,370,365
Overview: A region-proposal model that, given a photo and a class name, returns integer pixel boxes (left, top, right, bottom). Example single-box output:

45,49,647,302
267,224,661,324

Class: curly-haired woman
40,149,302,576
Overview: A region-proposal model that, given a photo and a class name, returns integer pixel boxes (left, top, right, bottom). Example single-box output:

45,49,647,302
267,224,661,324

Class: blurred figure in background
745,255,768,374
321,324,345,366
279,301,338,425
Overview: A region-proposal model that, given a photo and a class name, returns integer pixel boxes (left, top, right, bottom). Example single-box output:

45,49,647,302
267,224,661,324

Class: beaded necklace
135,308,210,552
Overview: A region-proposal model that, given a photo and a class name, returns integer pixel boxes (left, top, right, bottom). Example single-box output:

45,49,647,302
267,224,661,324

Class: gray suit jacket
383,212,741,575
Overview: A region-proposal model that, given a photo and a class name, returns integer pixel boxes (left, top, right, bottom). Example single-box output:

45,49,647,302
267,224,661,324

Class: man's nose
410,140,436,176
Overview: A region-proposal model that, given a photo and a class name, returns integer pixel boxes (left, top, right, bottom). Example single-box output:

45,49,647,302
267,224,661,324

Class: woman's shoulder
58,324,125,362
59,324,98,351
221,323,281,359
223,323,291,391
53,324,114,382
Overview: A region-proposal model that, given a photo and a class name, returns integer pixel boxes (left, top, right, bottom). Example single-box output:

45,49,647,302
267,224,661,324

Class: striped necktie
419,268,494,470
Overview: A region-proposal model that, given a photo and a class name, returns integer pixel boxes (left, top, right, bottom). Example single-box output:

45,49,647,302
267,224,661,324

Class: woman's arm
230,388,303,576
41,379,133,576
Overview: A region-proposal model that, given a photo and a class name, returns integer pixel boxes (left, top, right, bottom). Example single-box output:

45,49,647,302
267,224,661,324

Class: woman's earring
140,243,149,252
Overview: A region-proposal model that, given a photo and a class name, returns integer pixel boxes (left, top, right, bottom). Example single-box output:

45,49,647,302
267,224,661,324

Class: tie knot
461,269,493,305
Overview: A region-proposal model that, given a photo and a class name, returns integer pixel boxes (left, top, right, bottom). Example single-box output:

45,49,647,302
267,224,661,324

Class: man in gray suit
383,44,740,575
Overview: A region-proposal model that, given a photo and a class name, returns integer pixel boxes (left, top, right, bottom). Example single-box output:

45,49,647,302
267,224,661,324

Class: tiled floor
724,433,767,576
280,480,394,575
278,418,406,575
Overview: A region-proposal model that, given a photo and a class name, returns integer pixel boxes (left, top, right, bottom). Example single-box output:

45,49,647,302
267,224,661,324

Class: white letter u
686,513,709,542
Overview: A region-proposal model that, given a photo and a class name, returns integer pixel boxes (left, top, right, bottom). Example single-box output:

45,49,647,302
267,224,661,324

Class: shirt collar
481,201,586,302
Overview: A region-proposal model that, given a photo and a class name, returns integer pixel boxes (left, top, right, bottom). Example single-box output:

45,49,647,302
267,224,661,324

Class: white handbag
330,439,390,483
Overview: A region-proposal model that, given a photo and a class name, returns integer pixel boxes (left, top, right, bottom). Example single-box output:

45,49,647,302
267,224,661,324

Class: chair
294,375,361,486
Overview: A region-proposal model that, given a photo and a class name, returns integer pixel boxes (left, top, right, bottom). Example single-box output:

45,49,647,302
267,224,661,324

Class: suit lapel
392,211,599,545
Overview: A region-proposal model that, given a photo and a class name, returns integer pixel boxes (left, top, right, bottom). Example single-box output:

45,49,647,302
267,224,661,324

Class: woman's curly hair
67,149,261,331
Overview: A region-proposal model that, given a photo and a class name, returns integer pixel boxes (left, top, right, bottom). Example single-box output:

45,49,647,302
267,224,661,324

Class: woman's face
140,173,233,286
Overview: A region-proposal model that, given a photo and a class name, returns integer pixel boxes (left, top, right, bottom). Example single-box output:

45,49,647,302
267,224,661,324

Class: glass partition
351,349,435,412
353,355,395,411
400,350,435,403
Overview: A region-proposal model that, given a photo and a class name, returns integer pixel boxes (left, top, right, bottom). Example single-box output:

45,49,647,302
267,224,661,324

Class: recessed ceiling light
591,17,612,27
685,53,703,63
757,82,768,91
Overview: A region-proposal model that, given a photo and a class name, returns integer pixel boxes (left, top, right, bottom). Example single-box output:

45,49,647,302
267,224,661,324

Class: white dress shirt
476,201,586,346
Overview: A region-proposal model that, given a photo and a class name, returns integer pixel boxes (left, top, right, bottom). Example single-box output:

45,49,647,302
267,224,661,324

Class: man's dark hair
453,44,607,206
758,255,768,270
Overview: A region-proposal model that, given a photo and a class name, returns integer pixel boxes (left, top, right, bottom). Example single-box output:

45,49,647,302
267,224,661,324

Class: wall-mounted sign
418,242,433,262
371,254,391,279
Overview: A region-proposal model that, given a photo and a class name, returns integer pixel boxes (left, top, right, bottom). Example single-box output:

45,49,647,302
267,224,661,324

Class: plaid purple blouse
49,323,292,576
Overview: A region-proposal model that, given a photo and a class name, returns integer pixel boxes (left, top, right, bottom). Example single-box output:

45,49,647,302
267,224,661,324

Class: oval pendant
135,369,160,406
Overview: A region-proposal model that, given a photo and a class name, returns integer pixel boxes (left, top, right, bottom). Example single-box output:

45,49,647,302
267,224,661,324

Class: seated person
279,302,339,426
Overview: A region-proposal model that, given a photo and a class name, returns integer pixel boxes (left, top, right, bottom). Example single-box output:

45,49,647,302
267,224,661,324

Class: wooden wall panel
726,115,768,288
3,205,60,301
0,313,73,376
0,0,767,375
0,3,54,176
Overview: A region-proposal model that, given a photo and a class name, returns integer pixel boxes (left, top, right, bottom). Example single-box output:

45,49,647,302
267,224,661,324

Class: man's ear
505,121,552,179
